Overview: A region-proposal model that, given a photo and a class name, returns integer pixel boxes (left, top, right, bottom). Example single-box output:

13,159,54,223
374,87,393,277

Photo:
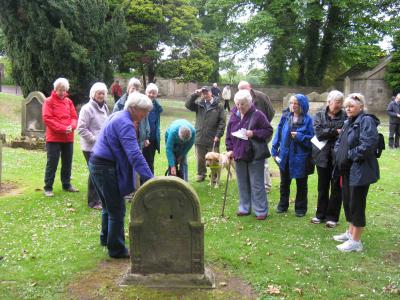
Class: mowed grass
0,92,399,299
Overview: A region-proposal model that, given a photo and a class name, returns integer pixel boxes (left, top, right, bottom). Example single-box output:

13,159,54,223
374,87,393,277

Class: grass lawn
0,92,399,299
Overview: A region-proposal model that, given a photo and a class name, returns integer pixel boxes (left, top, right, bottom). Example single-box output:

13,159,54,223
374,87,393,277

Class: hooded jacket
387,99,400,125
42,91,78,143
271,94,314,178
334,112,380,186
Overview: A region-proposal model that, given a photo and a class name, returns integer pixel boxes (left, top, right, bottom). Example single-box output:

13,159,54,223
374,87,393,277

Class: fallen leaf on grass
219,281,227,287
294,287,303,295
266,285,281,295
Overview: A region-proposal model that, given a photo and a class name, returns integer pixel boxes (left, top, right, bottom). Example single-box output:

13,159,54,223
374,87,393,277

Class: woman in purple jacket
226,90,273,220
89,92,154,259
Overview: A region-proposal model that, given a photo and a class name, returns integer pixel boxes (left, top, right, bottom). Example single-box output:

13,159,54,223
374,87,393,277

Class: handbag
243,110,271,161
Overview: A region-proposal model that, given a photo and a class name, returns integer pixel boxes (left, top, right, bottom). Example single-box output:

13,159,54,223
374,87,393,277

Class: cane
212,140,216,153
221,159,232,217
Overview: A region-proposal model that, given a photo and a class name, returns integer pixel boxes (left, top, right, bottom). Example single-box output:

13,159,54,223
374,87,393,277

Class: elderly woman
311,91,346,227
142,83,163,174
333,93,380,252
89,92,153,258
271,94,314,217
112,77,141,113
42,78,79,197
226,90,273,220
165,119,195,181
77,82,110,209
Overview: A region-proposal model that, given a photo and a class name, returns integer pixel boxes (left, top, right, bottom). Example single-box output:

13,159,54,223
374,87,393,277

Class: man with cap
185,86,226,182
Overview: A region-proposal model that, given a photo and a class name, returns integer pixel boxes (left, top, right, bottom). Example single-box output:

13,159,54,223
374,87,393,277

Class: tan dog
205,152,235,187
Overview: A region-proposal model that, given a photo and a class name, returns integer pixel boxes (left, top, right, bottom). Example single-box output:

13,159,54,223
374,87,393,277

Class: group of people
42,77,382,257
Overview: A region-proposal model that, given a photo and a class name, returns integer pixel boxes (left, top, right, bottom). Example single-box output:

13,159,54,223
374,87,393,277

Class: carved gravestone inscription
122,176,214,288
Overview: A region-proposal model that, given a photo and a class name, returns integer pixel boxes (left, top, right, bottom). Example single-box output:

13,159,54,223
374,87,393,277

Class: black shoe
63,186,79,192
276,208,287,213
296,212,306,217
110,252,130,259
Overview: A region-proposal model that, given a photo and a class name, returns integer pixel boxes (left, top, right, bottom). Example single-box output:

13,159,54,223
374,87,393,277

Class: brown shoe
236,211,251,217
63,186,79,192
256,214,268,220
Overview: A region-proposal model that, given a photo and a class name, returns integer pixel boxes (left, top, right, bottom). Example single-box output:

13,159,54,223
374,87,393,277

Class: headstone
122,176,215,288
21,91,46,138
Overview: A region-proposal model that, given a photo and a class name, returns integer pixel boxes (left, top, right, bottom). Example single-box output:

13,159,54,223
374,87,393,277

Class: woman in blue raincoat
271,94,314,217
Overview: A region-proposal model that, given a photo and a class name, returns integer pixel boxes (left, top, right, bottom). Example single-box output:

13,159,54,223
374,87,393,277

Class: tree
385,30,400,94
0,28,6,56
0,0,125,102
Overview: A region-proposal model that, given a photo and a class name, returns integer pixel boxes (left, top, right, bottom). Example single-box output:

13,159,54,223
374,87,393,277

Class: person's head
237,80,251,91
53,78,70,99
344,93,365,119
234,89,252,115
146,83,159,100
289,96,302,115
327,90,344,114
127,78,142,94
396,93,400,102
124,92,153,122
201,86,213,101
89,82,108,104
115,80,119,84
178,126,192,142
213,83,218,88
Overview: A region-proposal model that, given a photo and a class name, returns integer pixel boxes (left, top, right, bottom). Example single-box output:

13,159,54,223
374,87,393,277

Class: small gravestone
0,134,3,189
122,176,215,288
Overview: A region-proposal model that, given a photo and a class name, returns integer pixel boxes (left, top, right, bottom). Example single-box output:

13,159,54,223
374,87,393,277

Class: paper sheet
311,135,327,150
232,128,248,140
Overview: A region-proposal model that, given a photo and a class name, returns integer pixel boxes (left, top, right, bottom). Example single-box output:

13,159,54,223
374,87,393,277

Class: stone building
335,55,393,112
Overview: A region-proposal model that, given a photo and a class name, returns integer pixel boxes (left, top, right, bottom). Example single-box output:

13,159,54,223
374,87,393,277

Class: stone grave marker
122,176,215,288
21,91,46,138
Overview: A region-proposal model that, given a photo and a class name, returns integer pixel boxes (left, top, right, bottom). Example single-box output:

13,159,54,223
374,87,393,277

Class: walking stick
212,140,216,153
221,159,232,217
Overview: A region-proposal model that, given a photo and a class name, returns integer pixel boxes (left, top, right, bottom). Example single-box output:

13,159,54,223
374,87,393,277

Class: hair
178,126,192,141
396,93,400,99
327,90,344,104
237,80,251,90
289,95,303,114
344,93,366,109
89,82,108,100
145,83,158,94
213,83,217,87
127,78,142,91
53,78,70,91
124,92,153,111
234,89,252,105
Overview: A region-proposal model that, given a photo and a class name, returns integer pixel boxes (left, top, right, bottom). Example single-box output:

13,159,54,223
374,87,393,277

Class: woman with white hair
42,77,79,197
143,83,163,174
77,82,110,209
89,92,154,258
112,77,141,113
226,89,273,220
311,90,346,227
333,93,380,252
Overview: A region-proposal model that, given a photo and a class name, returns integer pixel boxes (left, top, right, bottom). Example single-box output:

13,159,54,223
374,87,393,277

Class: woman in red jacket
42,78,79,197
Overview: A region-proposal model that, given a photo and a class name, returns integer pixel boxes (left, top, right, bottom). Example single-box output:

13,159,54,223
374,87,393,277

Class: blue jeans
88,161,128,258
235,159,268,217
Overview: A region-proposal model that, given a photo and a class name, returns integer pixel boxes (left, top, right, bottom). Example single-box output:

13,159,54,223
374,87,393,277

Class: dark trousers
224,99,230,111
316,164,342,222
142,142,157,174
44,142,73,191
82,151,101,207
388,123,400,148
89,161,128,258
278,165,308,214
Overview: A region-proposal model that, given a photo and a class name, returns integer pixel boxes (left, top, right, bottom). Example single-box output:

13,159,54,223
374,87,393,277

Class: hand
291,131,297,138
337,129,342,134
214,136,220,143
66,125,72,134
226,151,234,159
246,130,254,138
144,140,150,147
170,166,177,176
397,113,400,118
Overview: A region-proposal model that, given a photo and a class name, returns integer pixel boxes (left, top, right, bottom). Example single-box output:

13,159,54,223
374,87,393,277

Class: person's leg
326,174,342,223
341,173,352,224
315,166,330,220
44,142,61,192
142,142,156,174
83,151,100,207
180,156,189,182
294,176,308,216
349,185,369,241
264,158,272,192
235,160,252,214
277,165,291,212
395,124,400,148
195,144,207,181
388,123,395,148
249,159,268,217
60,142,74,189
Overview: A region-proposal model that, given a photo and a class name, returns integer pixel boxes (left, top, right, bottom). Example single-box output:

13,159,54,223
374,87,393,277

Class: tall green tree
385,30,400,94
0,0,125,101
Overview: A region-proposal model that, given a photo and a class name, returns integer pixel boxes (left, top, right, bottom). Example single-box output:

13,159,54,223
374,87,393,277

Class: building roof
336,55,392,81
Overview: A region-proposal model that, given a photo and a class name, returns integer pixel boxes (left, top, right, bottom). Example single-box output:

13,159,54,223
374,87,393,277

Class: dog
205,151,235,187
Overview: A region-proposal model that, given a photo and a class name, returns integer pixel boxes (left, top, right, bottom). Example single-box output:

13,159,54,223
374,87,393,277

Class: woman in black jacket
333,93,380,252
311,91,346,227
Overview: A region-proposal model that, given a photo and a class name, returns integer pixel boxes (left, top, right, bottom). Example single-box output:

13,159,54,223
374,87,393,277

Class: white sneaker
333,230,351,242
336,239,363,252
326,221,337,228
311,217,323,224
44,190,54,197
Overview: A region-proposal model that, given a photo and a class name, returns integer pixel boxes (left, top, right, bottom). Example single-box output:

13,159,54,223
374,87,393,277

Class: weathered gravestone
122,176,215,288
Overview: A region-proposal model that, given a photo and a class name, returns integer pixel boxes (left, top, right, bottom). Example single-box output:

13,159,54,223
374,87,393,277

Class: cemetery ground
0,92,399,300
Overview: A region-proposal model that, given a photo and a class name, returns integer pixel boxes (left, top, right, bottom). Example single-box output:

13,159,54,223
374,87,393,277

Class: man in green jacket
185,86,226,182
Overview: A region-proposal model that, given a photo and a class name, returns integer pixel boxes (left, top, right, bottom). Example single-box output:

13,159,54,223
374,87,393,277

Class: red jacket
111,83,122,97
42,91,78,142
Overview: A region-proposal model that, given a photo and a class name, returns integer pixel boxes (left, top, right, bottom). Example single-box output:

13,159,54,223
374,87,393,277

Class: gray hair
89,82,108,100
344,93,366,109
145,83,158,94
53,78,70,91
234,89,252,106
237,80,251,90
127,78,142,92
124,92,153,111
178,126,192,141
327,90,344,104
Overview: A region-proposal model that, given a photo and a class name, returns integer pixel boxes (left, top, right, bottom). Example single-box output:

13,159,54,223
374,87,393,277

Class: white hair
237,80,251,90
327,90,344,104
234,89,252,105
146,83,158,94
124,92,153,111
127,78,142,91
213,83,217,87
53,78,70,91
344,93,366,109
178,126,192,141
89,82,108,100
